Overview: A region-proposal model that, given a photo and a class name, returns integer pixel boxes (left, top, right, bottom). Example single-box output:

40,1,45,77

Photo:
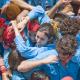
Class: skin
36,31,48,47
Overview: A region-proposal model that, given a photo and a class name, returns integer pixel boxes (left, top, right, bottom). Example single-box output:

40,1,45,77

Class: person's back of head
59,17,80,36
8,49,25,71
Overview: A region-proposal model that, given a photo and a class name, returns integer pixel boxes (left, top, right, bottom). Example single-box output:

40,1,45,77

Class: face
58,48,72,62
36,31,48,47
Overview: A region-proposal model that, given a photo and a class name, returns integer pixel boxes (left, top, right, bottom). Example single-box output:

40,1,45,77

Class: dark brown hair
31,70,50,80
59,17,80,36
57,35,77,56
8,49,25,71
38,23,55,43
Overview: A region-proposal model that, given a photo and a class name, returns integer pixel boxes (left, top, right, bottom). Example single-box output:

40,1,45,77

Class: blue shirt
0,0,10,8
14,35,56,59
25,0,58,10
41,49,80,80
28,6,50,24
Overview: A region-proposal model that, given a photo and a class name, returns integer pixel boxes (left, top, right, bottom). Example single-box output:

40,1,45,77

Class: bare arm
11,0,34,10
17,55,58,72
0,57,9,80
16,10,29,23
47,0,72,18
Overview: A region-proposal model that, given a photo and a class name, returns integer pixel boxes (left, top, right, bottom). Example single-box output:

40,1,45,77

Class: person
30,70,50,80
12,21,57,59
41,35,80,80
3,21,58,80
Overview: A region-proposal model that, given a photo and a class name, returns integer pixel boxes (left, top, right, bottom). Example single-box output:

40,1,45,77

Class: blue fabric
25,0,58,10
14,35,56,59
42,49,80,80
76,32,80,47
11,50,58,80
0,0,10,8
11,71,26,80
0,43,4,57
28,6,50,24
3,48,11,69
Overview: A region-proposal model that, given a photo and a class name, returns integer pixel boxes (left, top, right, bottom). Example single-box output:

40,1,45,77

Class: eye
40,38,45,41
37,35,39,38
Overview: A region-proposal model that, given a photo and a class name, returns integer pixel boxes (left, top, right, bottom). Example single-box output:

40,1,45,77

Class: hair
56,35,77,56
8,49,25,71
53,12,69,23
31,70,50,80
59,17,80,36
38,23,55,43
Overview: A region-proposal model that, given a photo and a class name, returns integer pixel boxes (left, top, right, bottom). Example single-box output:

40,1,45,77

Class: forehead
36,31,46,37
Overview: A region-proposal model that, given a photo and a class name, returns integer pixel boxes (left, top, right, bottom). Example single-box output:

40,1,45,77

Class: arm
16,10,29,23
47,0,72,18
72,0,80,5
11,0,34,10
0,57,9,80
17,55,58,72
12,21,38,59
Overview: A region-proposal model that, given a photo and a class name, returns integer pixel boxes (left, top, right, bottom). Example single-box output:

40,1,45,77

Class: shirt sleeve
28,5,45,20
14,35,38,59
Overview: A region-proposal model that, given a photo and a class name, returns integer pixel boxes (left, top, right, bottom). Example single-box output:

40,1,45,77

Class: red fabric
0,18,7,28
27,20,40,32
3,26,25,46
3,26,15,45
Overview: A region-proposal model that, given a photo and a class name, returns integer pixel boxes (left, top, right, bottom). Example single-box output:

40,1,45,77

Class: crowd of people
0,0,80,80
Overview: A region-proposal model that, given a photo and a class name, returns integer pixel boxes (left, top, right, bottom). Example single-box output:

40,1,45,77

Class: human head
27,20,40,43
3,3,21,20
57,35,77,62
36,23,54,47
31,70,49,80
59,17,80,36
61,76,73,80
8,49,24,71
3,26,15,49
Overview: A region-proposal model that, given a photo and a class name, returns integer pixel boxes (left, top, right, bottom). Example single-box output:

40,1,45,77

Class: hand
6,69,12,78
59,0,72,5
17,20,26,32
42,55,58,64
0,57,4,67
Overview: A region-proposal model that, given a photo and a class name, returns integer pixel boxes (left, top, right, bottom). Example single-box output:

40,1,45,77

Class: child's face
36,31,48,47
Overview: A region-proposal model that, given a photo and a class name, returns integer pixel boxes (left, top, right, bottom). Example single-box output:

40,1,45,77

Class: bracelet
0,65,7,73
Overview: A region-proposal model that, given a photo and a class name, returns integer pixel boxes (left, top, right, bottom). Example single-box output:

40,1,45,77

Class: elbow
17,64,28,72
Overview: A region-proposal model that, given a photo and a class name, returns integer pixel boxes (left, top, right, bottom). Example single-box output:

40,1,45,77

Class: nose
37,38,41,43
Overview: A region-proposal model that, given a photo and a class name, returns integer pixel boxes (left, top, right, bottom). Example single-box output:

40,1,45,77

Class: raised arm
11,0,34,10
47,0,72,18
